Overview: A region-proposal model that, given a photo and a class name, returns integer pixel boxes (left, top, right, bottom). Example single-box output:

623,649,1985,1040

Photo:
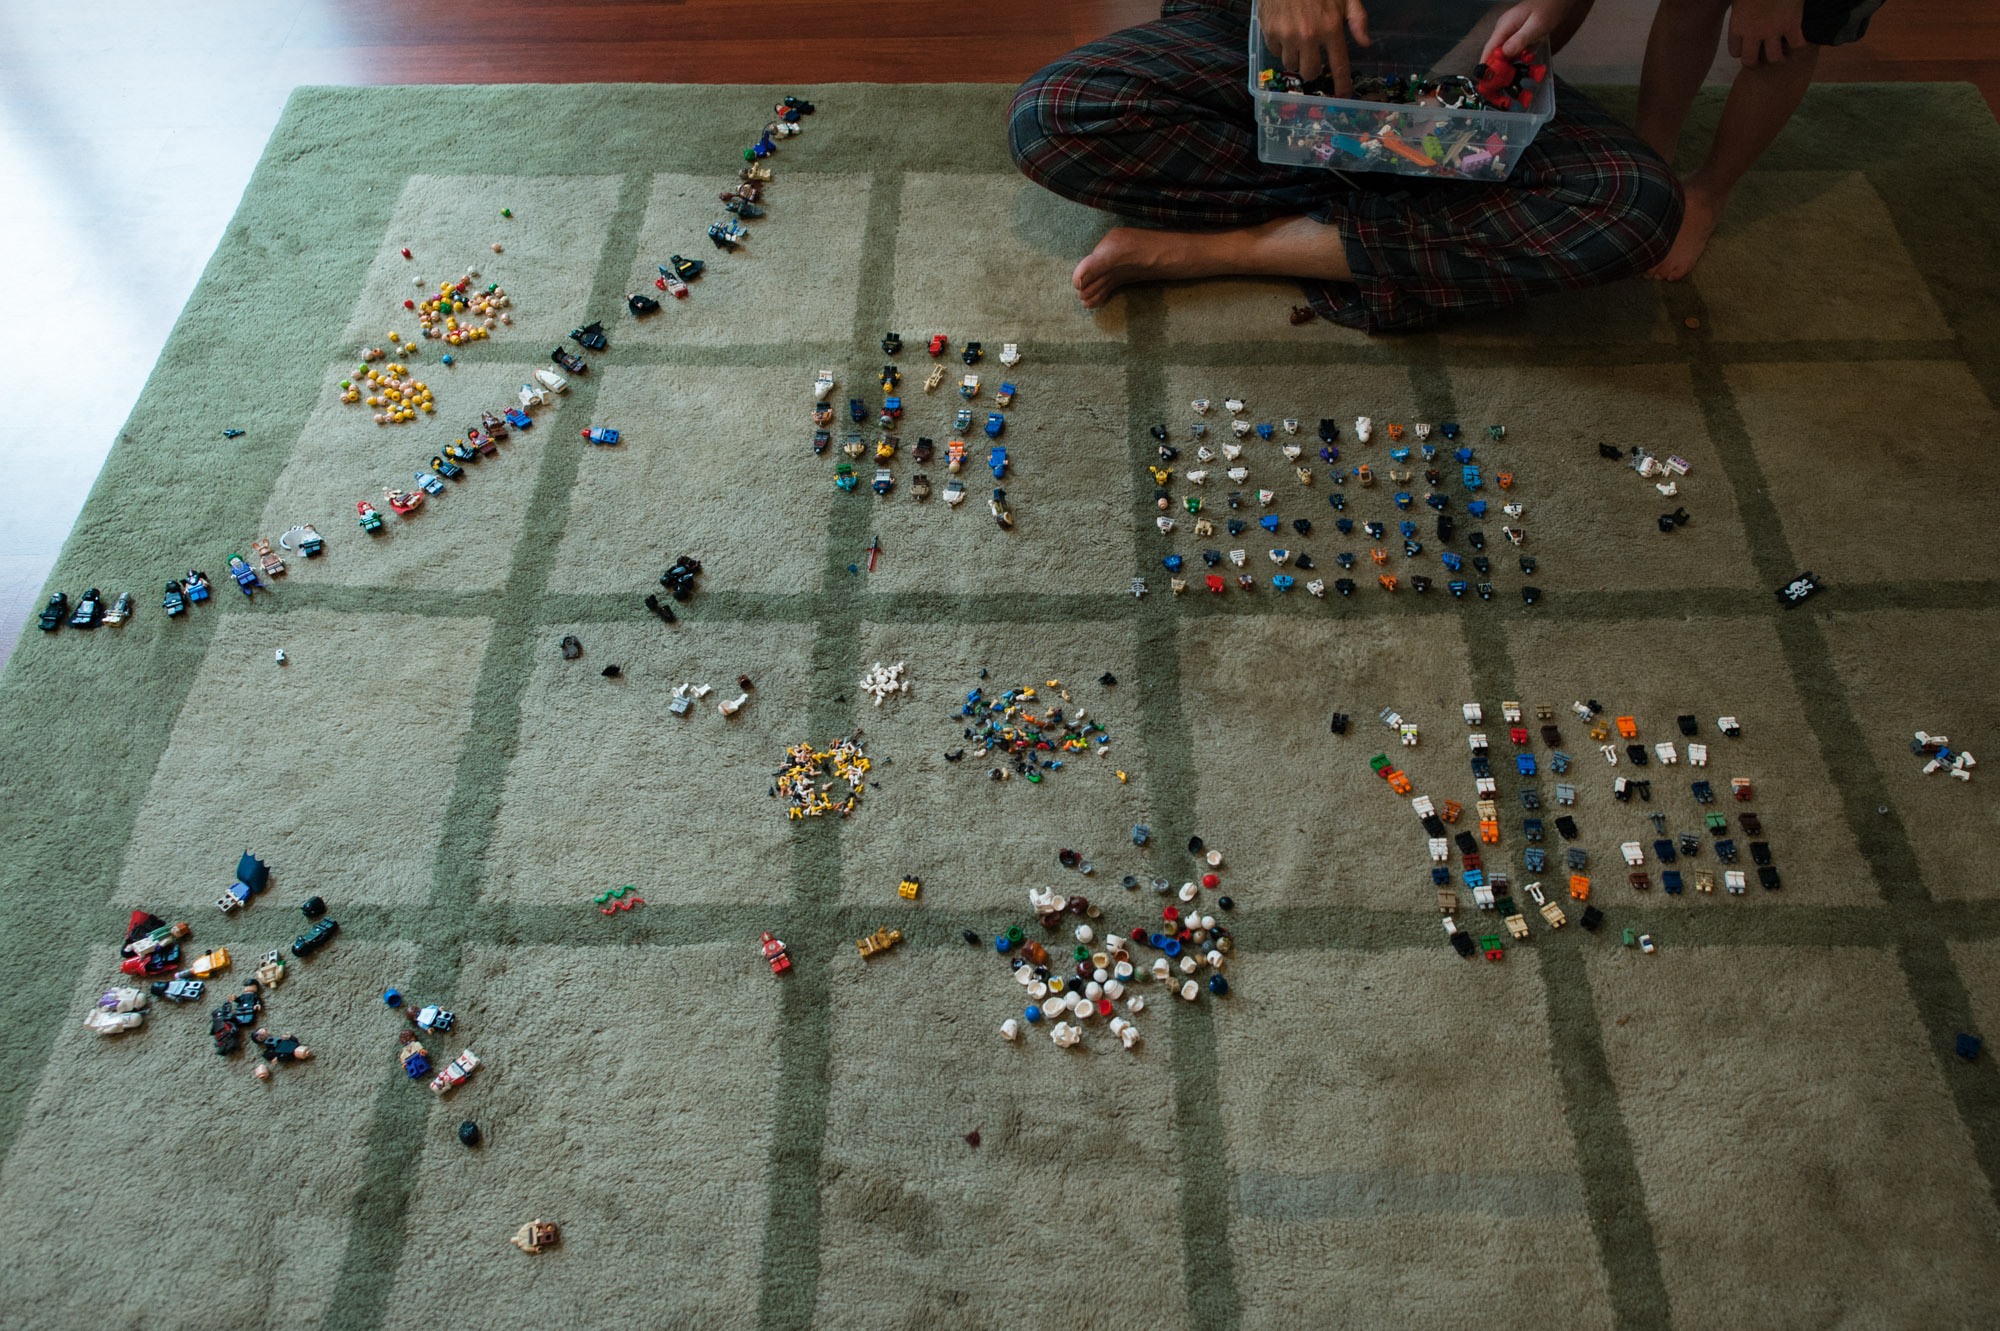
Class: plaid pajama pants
1008,1,1683,333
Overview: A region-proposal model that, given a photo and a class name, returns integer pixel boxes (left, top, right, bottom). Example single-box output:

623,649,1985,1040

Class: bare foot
1072,218,1353,309
1647,174,1724,280
1073,228,1196,309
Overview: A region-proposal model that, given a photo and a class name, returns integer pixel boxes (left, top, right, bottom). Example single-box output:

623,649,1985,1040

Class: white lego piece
1354,416,1372,442
1688,743,1708,766
1463,702,1483,724
1621,842,1645,866
1412,795,1436,817
1000,1019,1020,1041
718,693,748,716
1429,837,1450,863
999,342,1021,366
813,369,836,400
1601,744,1620,764
1655,742,1678,764
1225,397,1246,414
1469,733,1489,751
1726,870,1746,894
1399,723,1419,746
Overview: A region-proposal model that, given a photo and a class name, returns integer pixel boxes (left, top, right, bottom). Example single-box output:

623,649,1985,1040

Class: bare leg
1549,0,1599,54
1648,43,1819,278
1072,215,1352,309
1636,0,1733,162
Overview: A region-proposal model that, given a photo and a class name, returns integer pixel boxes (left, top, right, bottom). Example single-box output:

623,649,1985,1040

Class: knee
1008,62,1079,185
1555,140,1684,277
1609,147,1684,272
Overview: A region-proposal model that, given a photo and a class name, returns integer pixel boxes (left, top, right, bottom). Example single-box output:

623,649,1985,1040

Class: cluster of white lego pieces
1627,445,1691,496
84,987,150,1035
669,681,713,716
1915,731,1976,780
858,660,908,707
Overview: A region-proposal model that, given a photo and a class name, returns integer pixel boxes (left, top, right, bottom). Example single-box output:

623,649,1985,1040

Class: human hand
1487,0,1576,59
1728,0,1807,65
1259,0,1372,96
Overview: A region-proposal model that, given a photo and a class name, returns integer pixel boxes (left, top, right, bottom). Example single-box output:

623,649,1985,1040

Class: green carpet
2,81,1999,1331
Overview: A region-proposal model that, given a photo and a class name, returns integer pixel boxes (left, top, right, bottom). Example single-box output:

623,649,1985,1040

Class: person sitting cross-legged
1009,0,1684,332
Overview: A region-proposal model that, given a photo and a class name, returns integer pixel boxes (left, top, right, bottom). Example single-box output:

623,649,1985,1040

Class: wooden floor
0,0,1993,657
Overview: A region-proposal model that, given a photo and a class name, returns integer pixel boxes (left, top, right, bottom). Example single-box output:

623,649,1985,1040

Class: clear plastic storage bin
1248,0,1555,181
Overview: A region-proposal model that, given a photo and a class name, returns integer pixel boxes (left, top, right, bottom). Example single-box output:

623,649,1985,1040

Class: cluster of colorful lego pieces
993,841,1237,1050
410,275,509,343
1914,731,1976,780
636,95,814,290
1351,698,1784,960
35,587,136,632
815,335,1021,526
385,985,477,1093
1252,28,1550,181
342,359,434,425
774,735,873,818
1152,401,1535,601
950,677,1109,784
96,864,336,1083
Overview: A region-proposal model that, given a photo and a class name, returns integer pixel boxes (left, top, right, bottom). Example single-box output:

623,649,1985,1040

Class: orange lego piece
1386,770,1413,795
1373,134,1437,167
1441,799,1462,824
1569,874,1591,901
1479,819,1500,843
1379,575,1398,592
1497,472,1514,488
1370,548,1389,566
1616,716,1638,738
